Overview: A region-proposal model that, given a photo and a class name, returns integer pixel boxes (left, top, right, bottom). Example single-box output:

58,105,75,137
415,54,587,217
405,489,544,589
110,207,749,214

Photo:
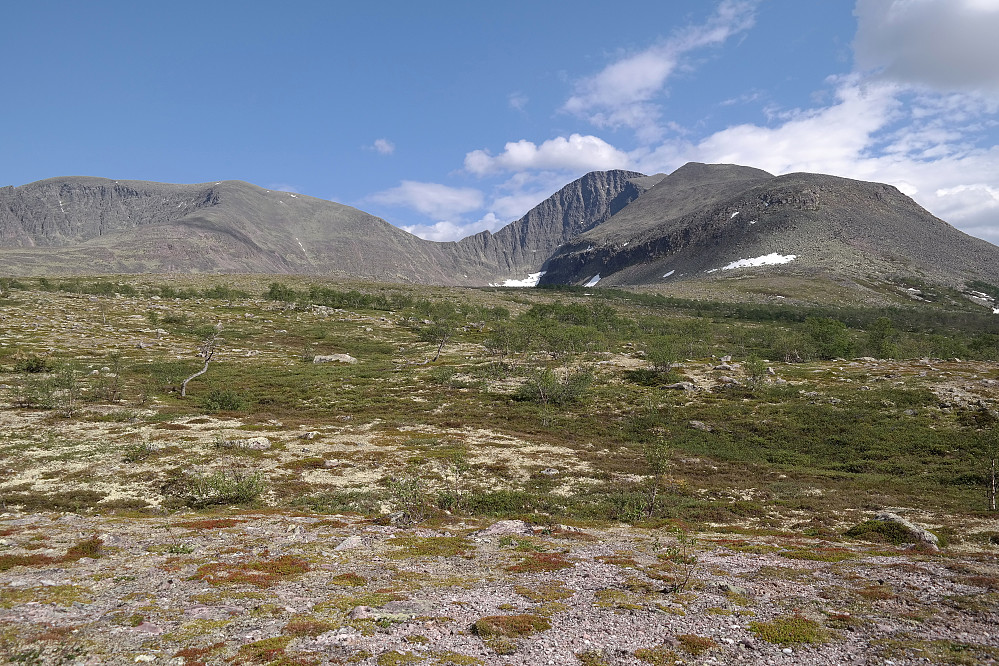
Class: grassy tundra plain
0,275,997,665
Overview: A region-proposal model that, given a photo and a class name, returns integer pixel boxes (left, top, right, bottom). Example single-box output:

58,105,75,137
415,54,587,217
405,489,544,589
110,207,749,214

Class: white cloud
677,79,902,176
485,171,569,220
626,77,999,244
563,0,758,140
269,183,301,193
854,0,999,93
465,134,631,175
508,92,528,111
368,181,484,219
371,138,395,155
490,190,550,221
391,1,999,248
402,212,507,242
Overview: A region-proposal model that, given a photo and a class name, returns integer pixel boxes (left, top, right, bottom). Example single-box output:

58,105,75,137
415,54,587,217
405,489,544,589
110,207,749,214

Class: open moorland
0,275,997,665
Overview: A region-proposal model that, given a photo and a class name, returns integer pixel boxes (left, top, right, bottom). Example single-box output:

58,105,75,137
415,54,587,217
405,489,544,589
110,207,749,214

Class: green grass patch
750,615,829,645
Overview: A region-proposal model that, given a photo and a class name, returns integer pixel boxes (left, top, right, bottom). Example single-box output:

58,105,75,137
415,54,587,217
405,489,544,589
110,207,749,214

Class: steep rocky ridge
0,171,657,284
540,164,999,290
446,169,659,283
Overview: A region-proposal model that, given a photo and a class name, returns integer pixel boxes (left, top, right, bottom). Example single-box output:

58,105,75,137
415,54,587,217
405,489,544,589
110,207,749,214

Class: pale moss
377,651,425,665
429,651,485,665
0,585,92,608
593,589,643,611
162,619,231,643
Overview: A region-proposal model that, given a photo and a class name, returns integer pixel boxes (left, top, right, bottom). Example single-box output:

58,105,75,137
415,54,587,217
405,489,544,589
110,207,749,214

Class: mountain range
2,164,998,296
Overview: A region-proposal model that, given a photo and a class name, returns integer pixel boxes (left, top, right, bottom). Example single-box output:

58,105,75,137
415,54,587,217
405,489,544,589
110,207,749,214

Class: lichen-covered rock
474,520,534,537
313,354,358,364
874,512,940,549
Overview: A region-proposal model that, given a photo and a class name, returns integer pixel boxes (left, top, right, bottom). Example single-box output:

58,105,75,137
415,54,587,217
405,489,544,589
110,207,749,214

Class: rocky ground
1,512,997,665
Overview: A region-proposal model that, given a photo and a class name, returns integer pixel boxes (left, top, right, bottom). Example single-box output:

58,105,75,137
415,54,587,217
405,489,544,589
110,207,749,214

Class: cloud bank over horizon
375,0,999,244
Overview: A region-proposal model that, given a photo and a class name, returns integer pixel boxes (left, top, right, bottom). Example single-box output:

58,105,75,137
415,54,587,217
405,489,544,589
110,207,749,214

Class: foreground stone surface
1,512,997,665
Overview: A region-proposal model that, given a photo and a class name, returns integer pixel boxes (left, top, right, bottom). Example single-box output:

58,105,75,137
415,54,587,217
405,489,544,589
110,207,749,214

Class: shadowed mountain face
448,170,656,283
539,163,999,289
2,165,999,294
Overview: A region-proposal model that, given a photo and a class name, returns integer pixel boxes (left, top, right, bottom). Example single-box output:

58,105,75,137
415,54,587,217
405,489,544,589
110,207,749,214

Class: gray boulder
313,354,358,364
874,511,940,549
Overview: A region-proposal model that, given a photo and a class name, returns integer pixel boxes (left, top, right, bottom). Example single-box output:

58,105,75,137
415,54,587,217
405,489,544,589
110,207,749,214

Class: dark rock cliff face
447,170,656,282
0,178,224,247
540,166,999,289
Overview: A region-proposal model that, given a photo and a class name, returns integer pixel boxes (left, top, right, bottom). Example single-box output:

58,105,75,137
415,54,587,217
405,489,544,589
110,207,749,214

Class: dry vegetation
0,275,997,664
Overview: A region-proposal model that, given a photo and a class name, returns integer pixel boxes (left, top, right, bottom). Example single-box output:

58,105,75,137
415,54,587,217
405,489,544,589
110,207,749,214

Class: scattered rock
665,382,696,391
334,535,364,551
300,431,320,440
689,420,713,432
348,600,432,622
231,436,271,450
717,582,747,596
313,354,358,364
475,519,534,536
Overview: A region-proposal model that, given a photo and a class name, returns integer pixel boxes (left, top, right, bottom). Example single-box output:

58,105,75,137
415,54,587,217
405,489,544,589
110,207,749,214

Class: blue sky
4,1,999,244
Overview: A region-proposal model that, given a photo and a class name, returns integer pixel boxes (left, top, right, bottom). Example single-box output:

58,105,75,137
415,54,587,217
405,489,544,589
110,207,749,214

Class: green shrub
200,388,247,412
185,470,264,508
14,354,52,373
515,368,592,407
264,281,298,302
844,520,919,545
804,317,854,359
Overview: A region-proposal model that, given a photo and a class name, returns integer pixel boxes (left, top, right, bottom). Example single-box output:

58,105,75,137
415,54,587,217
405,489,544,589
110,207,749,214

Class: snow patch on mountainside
720,253,797,270
490,271,546,287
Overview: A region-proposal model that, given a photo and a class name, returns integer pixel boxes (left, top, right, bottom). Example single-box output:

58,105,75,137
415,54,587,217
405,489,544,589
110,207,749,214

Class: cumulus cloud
368,181,484,220
854,0,999,93
677,79,902,176
402,212,508,243
370,138,395,155
563,0,758,140
508,92,528,112
393,0,999,246
464,134,632,175
623,76,999,243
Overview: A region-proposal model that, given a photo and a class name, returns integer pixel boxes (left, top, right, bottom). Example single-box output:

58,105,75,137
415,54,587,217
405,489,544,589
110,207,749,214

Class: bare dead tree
987,428,998,512
181,332,219,398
